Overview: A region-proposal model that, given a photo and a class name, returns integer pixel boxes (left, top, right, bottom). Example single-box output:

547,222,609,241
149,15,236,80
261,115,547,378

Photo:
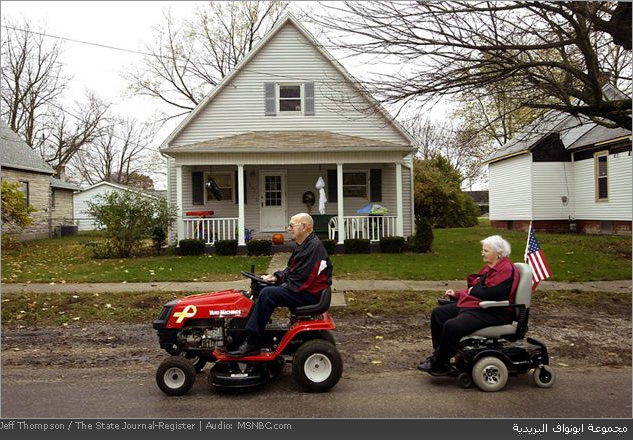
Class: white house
487,84,632,235
73,181,161,231
160,14,416,247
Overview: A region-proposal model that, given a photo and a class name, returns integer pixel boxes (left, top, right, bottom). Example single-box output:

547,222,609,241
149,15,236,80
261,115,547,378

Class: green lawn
1,223,630,283
331,222,631,282
1,233,270,283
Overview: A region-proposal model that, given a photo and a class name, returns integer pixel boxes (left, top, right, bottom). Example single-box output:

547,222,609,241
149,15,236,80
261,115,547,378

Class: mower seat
291,287,332,316
466,263,532,340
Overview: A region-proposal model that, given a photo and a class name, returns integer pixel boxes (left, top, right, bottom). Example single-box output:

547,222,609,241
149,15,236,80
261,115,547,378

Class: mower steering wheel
241,271,275,285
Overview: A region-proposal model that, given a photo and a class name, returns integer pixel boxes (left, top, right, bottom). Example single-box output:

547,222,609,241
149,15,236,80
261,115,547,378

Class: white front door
260,171,287,232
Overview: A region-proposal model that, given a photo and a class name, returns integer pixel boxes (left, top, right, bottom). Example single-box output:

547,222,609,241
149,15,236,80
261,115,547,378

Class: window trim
203,171,234,203
19,180,30,207
277,83,303,114
343,170,369,199
594,150,609,202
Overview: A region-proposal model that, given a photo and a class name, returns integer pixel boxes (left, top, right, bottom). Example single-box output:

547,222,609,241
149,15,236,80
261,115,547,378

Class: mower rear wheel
472,356,508,392
292,339,342,393
156,356,197,396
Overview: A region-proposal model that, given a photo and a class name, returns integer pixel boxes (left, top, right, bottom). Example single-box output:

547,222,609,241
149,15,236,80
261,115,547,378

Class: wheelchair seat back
466,263,533,340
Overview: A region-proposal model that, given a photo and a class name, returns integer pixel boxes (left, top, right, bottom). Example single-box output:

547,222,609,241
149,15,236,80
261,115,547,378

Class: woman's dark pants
430,302,514,364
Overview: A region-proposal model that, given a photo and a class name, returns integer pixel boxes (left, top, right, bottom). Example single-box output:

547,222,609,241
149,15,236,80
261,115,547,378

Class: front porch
171,160,413,247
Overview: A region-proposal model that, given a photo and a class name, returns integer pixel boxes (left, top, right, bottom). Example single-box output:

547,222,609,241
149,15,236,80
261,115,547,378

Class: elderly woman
418,235,519,375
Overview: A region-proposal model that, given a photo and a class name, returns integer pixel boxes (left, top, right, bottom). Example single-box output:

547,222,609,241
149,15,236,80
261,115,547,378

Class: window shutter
235,170,247,204
304,82,315,116
264,82,276,116
192,171,203,205
327,169,337,203
370,169,382,202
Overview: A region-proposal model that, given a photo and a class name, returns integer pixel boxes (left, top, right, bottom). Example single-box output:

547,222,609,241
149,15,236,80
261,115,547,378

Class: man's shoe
417,359,434,372
227,340,260,357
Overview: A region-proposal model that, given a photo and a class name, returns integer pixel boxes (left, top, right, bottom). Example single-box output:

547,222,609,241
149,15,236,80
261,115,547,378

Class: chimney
57,165,66,182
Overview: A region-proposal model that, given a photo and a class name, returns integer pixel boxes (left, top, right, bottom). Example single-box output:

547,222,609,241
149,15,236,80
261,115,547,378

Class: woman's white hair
481,235,511,258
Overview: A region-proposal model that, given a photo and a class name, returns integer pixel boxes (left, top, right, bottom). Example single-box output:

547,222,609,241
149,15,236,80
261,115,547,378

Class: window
51,188,56,209
279,84,301,112
18,181,29,207
594,151,608,201
205,172,233,202
343,172,368,198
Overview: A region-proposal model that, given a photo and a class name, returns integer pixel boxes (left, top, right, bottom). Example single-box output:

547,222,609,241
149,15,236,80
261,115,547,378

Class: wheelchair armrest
479,300,510,309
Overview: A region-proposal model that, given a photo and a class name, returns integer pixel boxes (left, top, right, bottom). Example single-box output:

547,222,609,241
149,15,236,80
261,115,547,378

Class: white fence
184,217,239,245
328,215,397,242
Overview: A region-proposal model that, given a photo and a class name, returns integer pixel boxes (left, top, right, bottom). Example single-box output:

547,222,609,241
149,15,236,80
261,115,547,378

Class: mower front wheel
156,356,197,396
292,339,342,393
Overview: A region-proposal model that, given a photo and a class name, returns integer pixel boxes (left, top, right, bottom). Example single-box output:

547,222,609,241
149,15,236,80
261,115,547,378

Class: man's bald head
288,213,313,244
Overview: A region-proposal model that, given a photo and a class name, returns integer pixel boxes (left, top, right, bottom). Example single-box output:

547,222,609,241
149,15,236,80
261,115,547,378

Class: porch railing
183,217,239,245
328,215,397,242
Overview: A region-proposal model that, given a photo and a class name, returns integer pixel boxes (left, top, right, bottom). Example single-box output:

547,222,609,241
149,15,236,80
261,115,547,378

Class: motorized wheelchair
435,262,556,392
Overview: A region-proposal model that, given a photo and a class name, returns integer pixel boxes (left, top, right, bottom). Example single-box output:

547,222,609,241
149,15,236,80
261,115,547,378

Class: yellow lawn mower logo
174,305,197,324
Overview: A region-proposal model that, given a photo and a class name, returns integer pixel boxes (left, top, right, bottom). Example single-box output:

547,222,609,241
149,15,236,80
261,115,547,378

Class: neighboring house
486,84,632,235
73,181,161,231
464,190,489,215
1,120,80,240
160,14,416,248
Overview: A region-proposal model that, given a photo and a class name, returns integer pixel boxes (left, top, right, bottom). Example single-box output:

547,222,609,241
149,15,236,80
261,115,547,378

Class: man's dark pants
430,302,514,363
245,285,320,335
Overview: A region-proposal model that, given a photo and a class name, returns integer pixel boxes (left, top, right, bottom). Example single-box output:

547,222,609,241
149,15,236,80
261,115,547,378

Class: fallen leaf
371,360,382,365
375,336,384,340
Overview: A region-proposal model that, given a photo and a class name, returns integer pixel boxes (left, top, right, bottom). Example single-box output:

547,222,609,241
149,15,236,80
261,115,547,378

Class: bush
215,239,238,256
344,238,371,254
1,180,36,231
247,239,272,256
179,239,206,256
86,190,176,258
414,156,479,228
151,226,167,252
321,239,337,255
410,218,434,253
380,236,406,253
82,241,115,259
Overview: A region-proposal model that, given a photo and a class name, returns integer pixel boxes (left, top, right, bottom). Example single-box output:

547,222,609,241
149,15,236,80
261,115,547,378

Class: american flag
524,224,552,289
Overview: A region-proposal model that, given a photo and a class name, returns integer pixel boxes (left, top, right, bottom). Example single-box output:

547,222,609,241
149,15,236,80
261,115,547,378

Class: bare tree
1,18,69,150
125,1,288,120
69,117,157,188
40,92,110,178
312,1,632,130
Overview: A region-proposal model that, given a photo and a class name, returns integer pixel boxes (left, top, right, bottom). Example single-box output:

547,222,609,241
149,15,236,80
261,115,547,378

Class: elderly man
228,213,333,357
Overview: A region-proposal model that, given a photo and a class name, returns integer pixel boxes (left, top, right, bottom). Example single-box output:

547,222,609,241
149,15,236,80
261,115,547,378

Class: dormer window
279,84,301,112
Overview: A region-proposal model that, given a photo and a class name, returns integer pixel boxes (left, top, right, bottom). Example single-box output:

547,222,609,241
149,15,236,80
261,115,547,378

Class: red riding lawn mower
153,269,343,395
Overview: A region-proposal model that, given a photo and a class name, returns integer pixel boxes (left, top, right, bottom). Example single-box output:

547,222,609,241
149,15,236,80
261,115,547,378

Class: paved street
1,365,630,418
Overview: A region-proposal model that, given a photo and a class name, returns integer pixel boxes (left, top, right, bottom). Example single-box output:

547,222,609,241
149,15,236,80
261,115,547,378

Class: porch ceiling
163,130,413,153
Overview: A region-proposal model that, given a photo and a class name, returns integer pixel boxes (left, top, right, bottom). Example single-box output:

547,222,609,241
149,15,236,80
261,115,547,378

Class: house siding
531,162,575,220
171,22,409,147
1,168,52,240
573,151,632,221
51,188,74,225
489,154,532,220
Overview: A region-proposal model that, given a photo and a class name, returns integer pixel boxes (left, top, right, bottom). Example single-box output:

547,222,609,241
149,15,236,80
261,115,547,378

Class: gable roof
163,130,411,153
76,181,160,199
0,120,54,174
160,13,414,150
50,177,80,191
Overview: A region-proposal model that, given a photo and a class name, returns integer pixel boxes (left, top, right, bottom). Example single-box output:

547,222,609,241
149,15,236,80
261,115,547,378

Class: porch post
176,165,184,244
237,164,245,246
396,163,404,237
337,163,345,244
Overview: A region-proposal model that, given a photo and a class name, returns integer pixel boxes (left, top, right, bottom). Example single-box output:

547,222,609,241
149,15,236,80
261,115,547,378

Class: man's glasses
288,223,302,229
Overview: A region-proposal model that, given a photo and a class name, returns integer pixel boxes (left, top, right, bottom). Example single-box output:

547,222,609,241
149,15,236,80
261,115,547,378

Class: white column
176,165,184,244
396,163,404,237
237,164,245,246
337,163,345,244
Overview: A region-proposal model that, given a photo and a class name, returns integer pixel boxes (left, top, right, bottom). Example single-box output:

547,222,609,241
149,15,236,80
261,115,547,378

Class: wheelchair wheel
533,365,556,388
472,356,508,392
457,372,473,389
